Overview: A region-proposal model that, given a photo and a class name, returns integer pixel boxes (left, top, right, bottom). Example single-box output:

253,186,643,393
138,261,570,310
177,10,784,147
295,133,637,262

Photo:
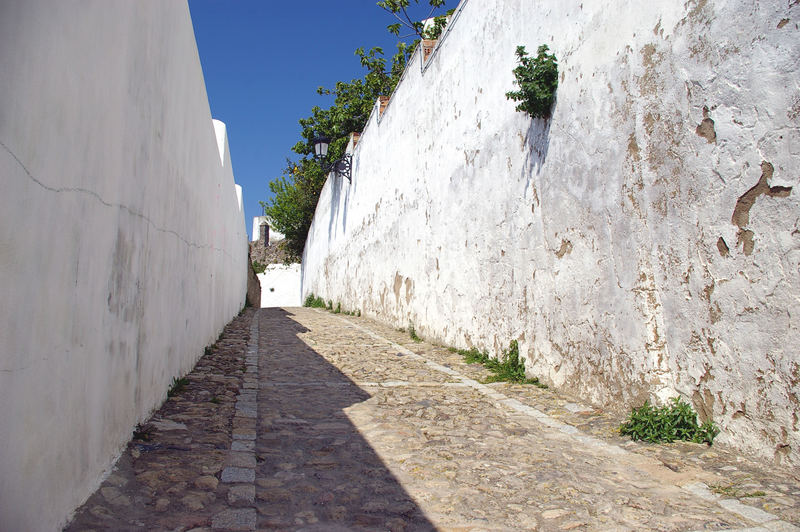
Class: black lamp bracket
332,154,352,182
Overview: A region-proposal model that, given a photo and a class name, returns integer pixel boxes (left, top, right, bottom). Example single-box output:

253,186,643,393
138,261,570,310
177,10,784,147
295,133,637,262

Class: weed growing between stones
619,397,719,445
204,335,222,358
303,293,362,317
408,322,422,343
167,376,189,397
132,423,153,442
456,340,547,387
303,294,326,308
710,484,766,498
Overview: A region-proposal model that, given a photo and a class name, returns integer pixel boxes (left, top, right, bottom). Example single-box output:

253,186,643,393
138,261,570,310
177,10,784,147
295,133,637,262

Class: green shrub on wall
505,45,559,119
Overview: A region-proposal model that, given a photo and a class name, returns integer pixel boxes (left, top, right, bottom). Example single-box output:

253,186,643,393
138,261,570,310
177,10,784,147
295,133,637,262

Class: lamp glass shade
313,136,330,158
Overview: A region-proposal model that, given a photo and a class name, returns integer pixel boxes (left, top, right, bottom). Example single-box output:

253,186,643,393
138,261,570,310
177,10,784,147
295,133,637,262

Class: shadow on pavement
255,308,435,531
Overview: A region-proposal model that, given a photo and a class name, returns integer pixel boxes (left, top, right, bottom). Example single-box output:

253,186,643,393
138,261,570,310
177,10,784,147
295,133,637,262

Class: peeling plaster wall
303,0,800,466
0,2,248,529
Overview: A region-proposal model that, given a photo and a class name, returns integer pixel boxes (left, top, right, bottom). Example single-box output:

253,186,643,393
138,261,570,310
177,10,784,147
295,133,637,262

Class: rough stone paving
65,308,799,531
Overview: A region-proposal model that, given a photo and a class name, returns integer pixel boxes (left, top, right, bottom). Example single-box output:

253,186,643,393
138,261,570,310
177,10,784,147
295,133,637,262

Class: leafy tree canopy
378,0,451,39
261,1,450,259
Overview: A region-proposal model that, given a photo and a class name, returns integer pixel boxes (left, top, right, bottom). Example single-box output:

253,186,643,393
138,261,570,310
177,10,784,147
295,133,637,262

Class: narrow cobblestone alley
66,308,800,531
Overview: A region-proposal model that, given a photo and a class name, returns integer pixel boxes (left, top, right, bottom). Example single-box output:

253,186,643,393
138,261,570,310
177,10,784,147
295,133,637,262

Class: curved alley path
66,308,800,531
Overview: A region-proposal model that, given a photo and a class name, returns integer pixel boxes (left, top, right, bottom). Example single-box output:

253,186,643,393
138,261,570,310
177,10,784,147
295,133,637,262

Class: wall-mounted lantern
312,135,352,183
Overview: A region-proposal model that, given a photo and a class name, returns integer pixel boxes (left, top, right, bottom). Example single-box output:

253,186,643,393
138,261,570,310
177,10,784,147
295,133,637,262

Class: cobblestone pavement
66,308,800,531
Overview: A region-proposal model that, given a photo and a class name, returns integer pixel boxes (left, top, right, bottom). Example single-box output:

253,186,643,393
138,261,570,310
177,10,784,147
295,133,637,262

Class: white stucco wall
258,264,302,307
0,2,248,530
303,0,800,466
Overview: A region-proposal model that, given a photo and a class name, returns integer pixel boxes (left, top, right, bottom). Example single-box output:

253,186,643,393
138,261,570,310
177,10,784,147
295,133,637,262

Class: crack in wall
730,161,793,255
1,139,235,259
0,360,46,373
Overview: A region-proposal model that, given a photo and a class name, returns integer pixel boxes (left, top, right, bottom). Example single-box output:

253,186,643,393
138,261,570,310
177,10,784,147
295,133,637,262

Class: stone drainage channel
64,308,799,531
211,315,260,529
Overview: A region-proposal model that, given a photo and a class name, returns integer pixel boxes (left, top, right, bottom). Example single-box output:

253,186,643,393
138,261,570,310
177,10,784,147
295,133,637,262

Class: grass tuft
167,376,189,397
303,294,326,308
132,423,153,441
710,484,766,498
303,293,361,317
408,322,422,343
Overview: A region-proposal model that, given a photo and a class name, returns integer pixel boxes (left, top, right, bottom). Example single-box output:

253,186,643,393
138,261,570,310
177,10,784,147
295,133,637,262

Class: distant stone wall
0,1,248,529
250,239,294,266
303,0,800,466
247,249,263,308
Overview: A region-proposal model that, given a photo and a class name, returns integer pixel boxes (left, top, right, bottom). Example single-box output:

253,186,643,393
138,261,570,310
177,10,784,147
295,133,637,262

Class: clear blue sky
188,1,450,239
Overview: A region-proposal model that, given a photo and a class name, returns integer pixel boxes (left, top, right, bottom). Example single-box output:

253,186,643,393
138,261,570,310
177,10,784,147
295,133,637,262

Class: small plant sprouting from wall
457,340,547,387
619,397,719,445
505,45,559,119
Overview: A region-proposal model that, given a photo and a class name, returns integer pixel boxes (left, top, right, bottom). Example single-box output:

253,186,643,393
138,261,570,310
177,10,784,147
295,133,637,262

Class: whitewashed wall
0,2,248,530
303,0,800,466
258,265,302,308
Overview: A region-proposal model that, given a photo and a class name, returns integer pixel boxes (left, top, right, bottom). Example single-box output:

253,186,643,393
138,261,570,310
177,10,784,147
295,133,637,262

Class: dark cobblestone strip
212,310,260,531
